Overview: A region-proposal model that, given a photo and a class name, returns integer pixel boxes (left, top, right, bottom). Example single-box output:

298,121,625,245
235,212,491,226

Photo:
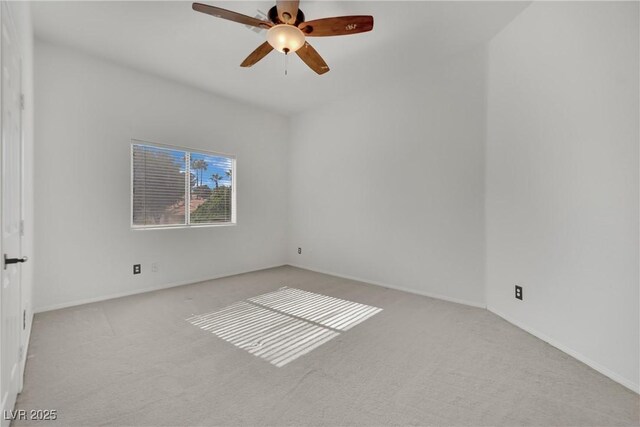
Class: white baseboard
34,264,287,313
286,263,486,309
19,311,34,393
32,262,637,395
488,306,640,395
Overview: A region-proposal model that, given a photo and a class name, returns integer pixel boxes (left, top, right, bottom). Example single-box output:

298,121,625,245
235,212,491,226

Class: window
131,140,235,228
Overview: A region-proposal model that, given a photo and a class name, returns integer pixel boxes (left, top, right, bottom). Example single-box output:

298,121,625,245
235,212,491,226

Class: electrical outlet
151,262,159,273
297,247,302,255
133,264,141,275
515,285,523,300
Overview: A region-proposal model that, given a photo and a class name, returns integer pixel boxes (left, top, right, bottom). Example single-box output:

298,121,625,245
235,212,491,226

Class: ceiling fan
192,1,374,75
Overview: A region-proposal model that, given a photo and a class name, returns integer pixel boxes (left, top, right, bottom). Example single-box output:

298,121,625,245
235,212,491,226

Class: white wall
486,2,639,392
34,41,289,311
287,47,487,307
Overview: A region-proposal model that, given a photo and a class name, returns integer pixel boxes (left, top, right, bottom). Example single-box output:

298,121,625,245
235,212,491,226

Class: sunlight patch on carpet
186,287,382,367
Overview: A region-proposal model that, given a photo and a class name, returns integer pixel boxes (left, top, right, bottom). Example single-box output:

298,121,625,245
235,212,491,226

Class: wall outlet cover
515,285,523,300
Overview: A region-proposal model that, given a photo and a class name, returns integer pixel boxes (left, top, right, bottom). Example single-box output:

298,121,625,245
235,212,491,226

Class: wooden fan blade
296,42,330,75
276,0,299,24
192,3,272,29
299,16,374,37
240,42,274,67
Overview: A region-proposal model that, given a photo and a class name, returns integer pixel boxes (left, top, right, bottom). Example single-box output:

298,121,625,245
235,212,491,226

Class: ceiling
32,1,529,115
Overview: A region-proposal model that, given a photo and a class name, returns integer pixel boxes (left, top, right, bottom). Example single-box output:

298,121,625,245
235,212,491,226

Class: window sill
132,223,237,231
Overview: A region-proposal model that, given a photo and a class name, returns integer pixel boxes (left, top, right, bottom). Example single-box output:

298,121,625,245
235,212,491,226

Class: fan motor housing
268,6,305,26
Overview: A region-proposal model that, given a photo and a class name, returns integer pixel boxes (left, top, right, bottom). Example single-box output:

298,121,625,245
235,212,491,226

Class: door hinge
23,309,26,330
19,345,23,360
20,93,24,110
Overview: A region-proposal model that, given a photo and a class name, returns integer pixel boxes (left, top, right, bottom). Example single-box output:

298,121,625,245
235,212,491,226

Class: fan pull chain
283,48,289,76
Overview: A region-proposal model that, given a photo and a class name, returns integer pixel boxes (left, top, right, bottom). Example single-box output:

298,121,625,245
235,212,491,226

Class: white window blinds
132,141,235,228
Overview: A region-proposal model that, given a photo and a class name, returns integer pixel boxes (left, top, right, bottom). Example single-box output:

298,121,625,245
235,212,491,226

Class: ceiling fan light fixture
266,24,305,53
192,2,374,74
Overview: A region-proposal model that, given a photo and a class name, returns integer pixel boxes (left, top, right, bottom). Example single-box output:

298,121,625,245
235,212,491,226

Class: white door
1,2,23,423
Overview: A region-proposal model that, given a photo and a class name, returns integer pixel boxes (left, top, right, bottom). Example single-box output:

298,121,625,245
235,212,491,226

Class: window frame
130,139,237,230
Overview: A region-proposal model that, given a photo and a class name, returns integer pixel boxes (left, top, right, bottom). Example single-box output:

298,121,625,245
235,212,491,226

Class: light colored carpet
14,266,639,426
186,287,382,367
